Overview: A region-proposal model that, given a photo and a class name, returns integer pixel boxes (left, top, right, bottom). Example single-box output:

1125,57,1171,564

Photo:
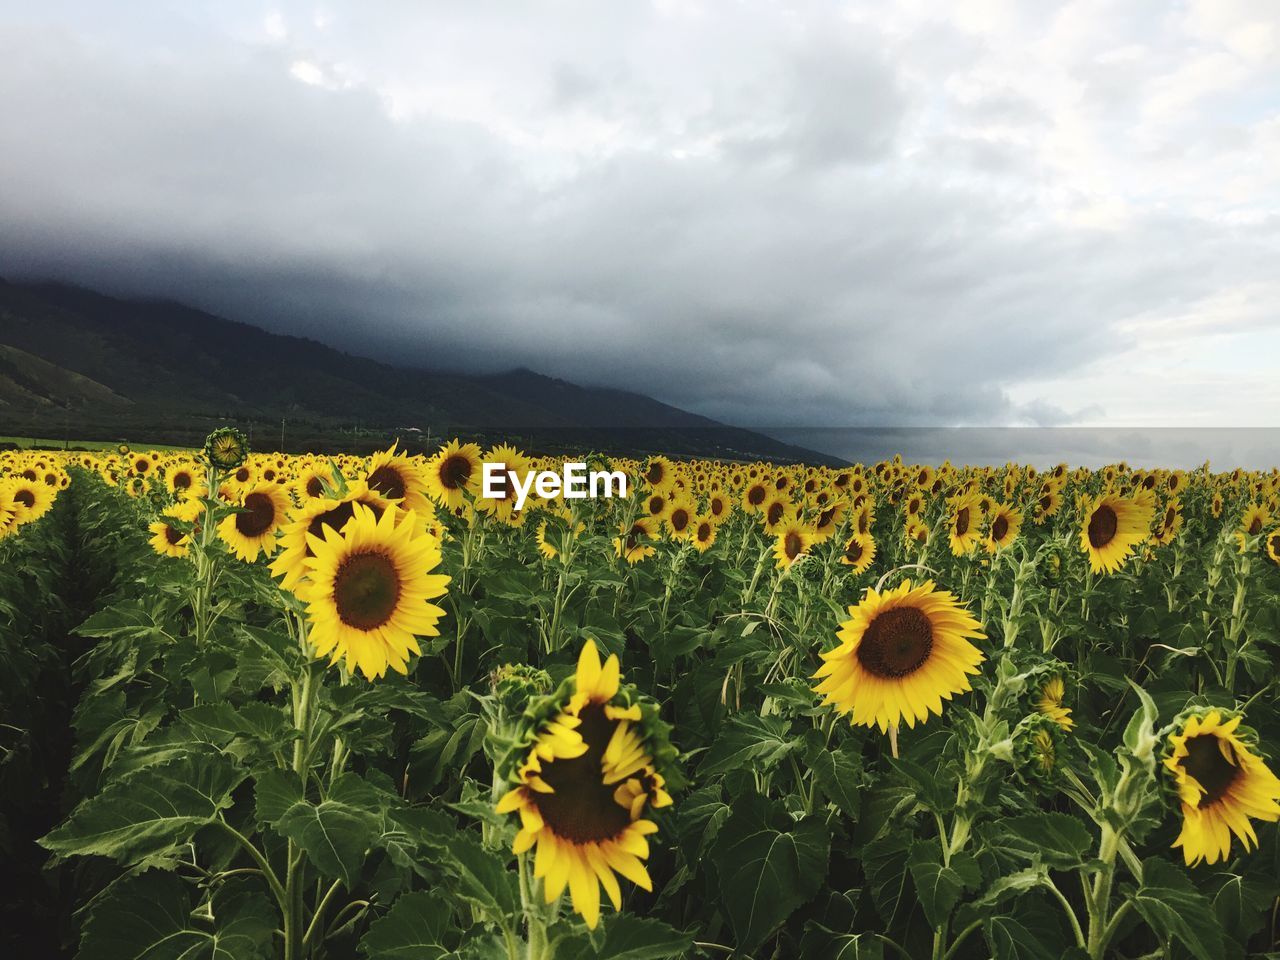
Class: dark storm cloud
0,1,1277,432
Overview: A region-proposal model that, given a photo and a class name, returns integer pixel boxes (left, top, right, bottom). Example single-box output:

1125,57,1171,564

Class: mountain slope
0,278,836,463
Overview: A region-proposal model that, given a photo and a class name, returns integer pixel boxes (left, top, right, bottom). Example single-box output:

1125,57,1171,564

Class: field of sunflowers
2,429,1280,960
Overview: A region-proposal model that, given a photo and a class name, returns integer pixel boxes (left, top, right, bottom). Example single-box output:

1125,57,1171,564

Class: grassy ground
0,436,191,452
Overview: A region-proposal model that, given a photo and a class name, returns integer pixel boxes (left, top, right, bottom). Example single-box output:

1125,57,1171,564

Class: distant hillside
0,278,838,463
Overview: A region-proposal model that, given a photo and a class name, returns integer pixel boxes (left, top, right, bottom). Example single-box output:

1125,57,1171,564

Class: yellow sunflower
691,515,717,552
477,444,533,521
1164,710,1280,867
614,517,657,565
773,518,814,569
218,482,291,561
302,503,450,679
269,481,394,592
814,579,985,732
664,496,695,540
839,532,876,574
1267,528,1280,565
947,493,984,556
424,440,482,509
1079,491,1154,574
364,445,431,513
495,640,673,930
985,503,1022,551
147,500,204,559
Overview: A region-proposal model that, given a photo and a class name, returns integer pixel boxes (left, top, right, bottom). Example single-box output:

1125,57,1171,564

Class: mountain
0,278,837,463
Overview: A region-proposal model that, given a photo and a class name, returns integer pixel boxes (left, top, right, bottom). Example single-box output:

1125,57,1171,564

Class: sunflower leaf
1126,857,1225,960
358,890,454,960
906,842,981,929
698,714,799,777
995,812,1094,869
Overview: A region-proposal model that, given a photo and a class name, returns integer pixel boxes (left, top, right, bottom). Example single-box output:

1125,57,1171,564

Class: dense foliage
2,440,1280,960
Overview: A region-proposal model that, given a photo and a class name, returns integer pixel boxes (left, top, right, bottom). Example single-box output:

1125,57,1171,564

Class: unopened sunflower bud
204,427,250,471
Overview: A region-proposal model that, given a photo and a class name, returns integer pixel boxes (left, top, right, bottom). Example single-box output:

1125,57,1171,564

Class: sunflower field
3,431,1280,960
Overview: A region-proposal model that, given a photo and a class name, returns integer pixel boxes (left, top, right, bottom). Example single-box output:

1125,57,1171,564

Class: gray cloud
1,0,1277,433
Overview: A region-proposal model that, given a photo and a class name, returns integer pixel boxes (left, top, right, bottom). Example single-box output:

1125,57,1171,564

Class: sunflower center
440,454,472,490
648,496,666,516
671,508,690,531
766,502,785,526
645,464,663,485
1270,533,1280,556
955,507,970,535
306,477,325,498
748,485,766,506
531,702,632,844
235,467,252,483
784,531,804,560
1247,516,1262,535
844,539,864,563
1180,734,1240,807
367,465,407,500
992,516,1009,541
15,490,35,508
332,551,402,631
236,492,278,538
1088,505,1118,548
697,522,712,541
173,472,191,489
164,524,185,546
857,607,934,679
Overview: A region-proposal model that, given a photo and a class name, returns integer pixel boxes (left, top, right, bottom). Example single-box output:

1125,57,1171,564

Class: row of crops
2,430,1279,959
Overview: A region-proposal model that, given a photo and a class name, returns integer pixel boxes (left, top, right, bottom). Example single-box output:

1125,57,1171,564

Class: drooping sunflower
424,440,482,509
302,503,450,679
814,579,986,732
148,500,204,559
1078,491,1154,574
1163,709,1280,867
614,516,657,565
985,503,1022,551
495,640,674,930
1036,676,1074,730
840,532,876,574
218,482,292,562
364,445,431,513
947,493,984,556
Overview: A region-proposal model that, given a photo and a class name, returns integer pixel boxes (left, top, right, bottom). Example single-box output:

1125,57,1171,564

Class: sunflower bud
491,663,552,716
204,427,249,470
1012,713,1068,785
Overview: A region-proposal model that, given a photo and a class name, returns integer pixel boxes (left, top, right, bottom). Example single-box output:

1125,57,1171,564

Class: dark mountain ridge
0,277,837,463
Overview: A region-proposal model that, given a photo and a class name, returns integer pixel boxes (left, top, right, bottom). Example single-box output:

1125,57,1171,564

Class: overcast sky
1,0,1278,435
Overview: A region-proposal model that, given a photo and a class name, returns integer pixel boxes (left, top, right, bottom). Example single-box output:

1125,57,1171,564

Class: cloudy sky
1,0,1278,439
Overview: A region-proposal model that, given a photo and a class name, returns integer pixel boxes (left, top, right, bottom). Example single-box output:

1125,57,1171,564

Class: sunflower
365,445,431,513
691,515,717,552
495,640,673,930
218,482,291,561
1267,528,1280,565
1036,676,1074,730
642,491,670,522
811,498,847,543
986,503,1022,551
302,503,450,679
1152,498,1183,547
5,478,55,526
614,517,658,565
424,440,482,509
1236,504,1271,551
813,579,985,732
761,496,792,534
904,518,929,547
705,490,730,524
1211,493,1224,518
663,496,695,540
840,532,876,575
1079,491,1154,574
1034,486,1062,524
165,464,203,500
1163,710,1280,867
640,455,675,492
947,494,983,556
773,518,814,569
294,463,337,503
742,480,769,513
204,427,249,470
477,444,532,521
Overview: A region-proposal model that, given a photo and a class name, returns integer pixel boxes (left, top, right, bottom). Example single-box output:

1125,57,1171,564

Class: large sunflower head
1163,709,1280,867
814,579,986,732
301,503,450,679
1079,491,1154,574
217,482,292,562
495,640,676,930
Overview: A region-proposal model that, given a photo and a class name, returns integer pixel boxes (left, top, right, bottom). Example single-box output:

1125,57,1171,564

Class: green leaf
272,774,379,888
983,913,1061,960
79,872,274,960
40,754,245,863
862,833,911,926
976,865,1048,908
1210,871,1275,948
558,915,693,960
1127,858,1225,960
181,703,290,747
444,834,520,922
254,768,303,825
808,740,863,821
358,891,453,960
706,796,830,952
996,812,1093,869
906,841,981,929
698,714,800,777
